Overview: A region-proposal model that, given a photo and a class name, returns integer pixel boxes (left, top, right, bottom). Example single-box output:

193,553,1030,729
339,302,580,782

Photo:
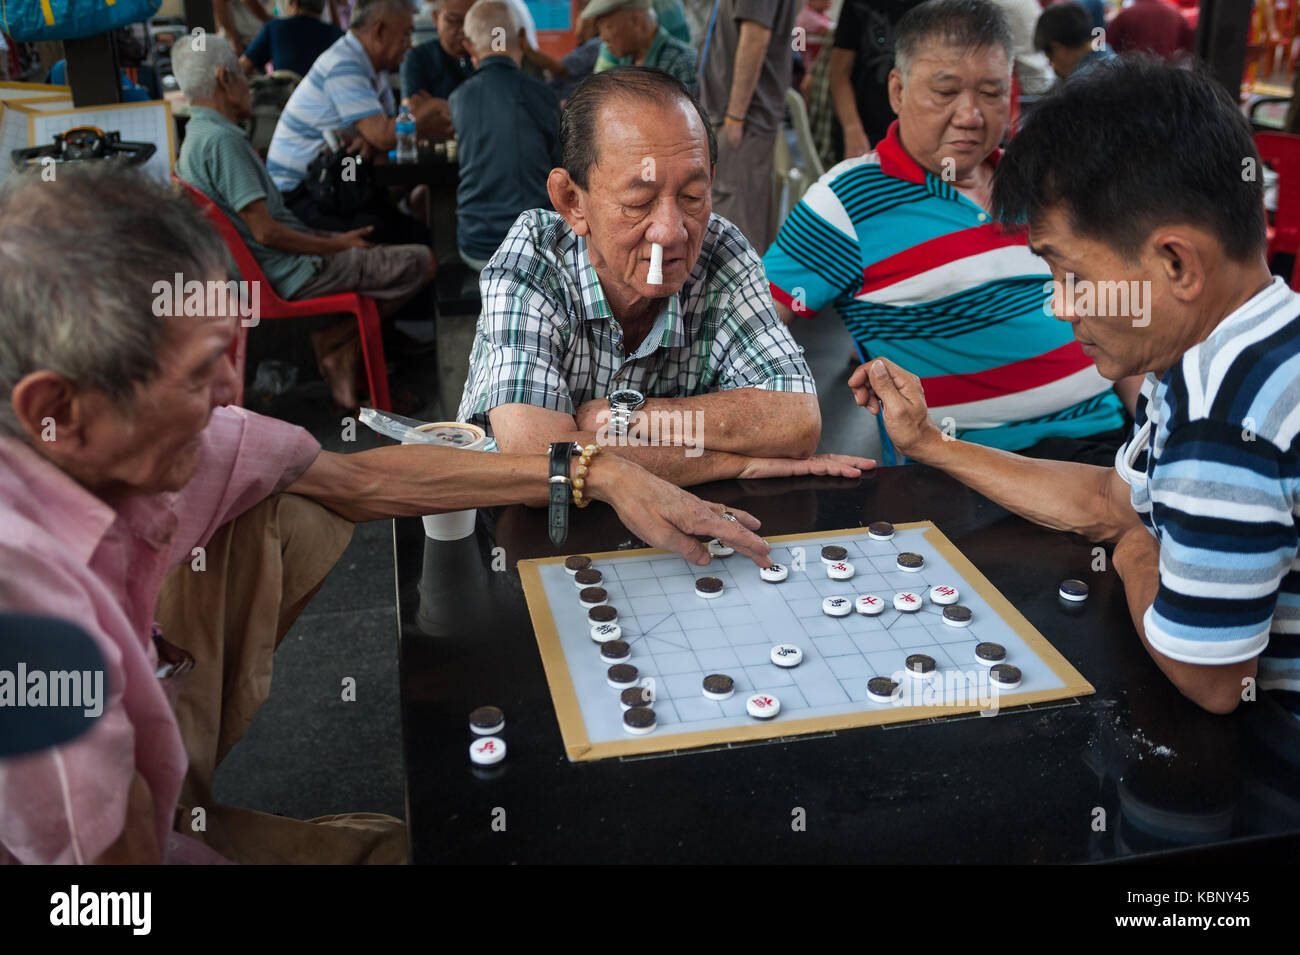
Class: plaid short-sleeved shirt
457,210,817,442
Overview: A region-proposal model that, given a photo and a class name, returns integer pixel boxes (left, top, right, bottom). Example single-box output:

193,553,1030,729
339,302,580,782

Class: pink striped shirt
0,407,320,863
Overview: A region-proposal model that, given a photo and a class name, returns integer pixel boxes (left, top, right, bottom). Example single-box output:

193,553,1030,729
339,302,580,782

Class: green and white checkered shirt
457,210,817,444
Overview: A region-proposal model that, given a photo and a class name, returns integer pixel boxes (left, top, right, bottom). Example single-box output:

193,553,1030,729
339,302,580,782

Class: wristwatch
607,389,646,436
548,441,578,547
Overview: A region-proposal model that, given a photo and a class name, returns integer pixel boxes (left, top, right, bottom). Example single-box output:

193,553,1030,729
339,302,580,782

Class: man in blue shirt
401,0,476,100
449,0,561,269
240,0,344,77
1032,0,1115,81
854,58,1300,721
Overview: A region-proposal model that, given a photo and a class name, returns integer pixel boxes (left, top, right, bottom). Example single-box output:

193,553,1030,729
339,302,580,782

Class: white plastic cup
402,421,488,540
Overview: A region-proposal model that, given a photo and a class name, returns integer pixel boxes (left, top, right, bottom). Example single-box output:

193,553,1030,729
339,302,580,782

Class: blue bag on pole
1,0,163,43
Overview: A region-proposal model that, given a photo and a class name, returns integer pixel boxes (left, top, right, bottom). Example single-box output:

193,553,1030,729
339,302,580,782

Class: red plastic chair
1256,132,1300,290
173,176,391,410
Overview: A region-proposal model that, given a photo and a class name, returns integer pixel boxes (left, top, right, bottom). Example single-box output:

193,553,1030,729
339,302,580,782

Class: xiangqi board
517,523,1094,760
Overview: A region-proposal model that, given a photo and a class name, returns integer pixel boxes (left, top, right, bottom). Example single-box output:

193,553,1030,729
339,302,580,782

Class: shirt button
977,212,988,222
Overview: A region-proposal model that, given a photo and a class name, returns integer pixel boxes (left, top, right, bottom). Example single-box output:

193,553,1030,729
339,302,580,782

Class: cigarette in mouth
648,243,664,285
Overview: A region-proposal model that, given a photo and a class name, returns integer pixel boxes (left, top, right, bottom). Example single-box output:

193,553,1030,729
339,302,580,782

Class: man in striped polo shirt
855,58,1300,720
764,0,1133,459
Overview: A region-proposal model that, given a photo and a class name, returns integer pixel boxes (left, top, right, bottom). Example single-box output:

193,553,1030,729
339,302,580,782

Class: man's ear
9,371,92,455
887,67,904,116
548,168,589,237
1149,229,1207,305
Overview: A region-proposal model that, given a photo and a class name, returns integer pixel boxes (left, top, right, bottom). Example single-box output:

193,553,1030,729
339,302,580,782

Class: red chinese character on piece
758,696,772,707
938,587,954,596
478,742,496,753
867,597,879,604
834,563,846,571
903,594,917,603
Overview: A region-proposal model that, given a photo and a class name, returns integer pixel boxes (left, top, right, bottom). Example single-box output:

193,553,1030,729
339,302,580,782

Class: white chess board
518,523,1094,761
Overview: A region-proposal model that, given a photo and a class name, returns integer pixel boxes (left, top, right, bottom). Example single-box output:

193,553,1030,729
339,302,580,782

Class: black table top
395,464,1300,864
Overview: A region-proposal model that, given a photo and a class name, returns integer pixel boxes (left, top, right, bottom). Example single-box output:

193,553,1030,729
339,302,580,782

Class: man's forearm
828,49,864,138
634,391,819,458
256,219,341,256
534,429,754,487
909,434,1138,543
726,22,772,119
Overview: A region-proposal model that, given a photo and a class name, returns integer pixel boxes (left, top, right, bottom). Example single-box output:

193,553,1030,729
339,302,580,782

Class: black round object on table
942,605,973,624
905,653,936,675
623,707,656,731
897,552,924,570
621,686,653,708
868,521,894,539
1059,578,1090,601
974,642,1006,664
600,639,630,661
867,676,900,698
469,705,504,732
588,605,618,623
702,674,734,694
821,545,848,562
607,663,638,684
565,555,592,573
579,586,608,604
990,663,1022,688
695,576,724,595
574,568,603,587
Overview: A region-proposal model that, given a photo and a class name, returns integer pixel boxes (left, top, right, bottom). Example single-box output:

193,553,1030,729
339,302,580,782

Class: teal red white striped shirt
762,122,1123,451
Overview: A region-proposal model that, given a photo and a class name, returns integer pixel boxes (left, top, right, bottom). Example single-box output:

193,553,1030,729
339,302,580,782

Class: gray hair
894,0,1013,84
170,31,240,101
351,0,416,31
0,167,229,438
464,1,520,54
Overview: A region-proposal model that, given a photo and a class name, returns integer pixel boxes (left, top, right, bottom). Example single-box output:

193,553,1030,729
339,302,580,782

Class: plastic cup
402,422,488,540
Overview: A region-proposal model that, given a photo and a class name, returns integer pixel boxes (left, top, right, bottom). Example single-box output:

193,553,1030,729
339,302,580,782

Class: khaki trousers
156,493,408,864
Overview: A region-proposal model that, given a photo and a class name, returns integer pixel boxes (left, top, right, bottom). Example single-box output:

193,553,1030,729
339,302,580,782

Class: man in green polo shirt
587,0,699,93
173,34,434,409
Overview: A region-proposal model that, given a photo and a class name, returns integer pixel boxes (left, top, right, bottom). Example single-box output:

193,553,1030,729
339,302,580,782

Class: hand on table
848,357,943,461
737,452,875,481
590,456,772,567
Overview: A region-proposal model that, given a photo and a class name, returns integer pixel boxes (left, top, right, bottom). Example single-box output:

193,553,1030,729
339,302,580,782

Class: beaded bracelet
571,444,601,509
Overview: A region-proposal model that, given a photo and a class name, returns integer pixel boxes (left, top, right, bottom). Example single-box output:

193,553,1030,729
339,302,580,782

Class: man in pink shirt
0,168,874,864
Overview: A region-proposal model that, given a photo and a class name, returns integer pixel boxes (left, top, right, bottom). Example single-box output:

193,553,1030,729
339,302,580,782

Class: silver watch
607,389,646,436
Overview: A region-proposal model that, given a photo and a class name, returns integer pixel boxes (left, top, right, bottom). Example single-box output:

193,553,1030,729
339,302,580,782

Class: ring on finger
721,511,739,524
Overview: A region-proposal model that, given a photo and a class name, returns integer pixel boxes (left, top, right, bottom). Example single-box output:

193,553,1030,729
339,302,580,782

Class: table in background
395,465,1300,863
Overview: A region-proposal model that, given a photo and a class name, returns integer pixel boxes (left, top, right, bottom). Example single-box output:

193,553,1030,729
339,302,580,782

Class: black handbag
303,144,375,218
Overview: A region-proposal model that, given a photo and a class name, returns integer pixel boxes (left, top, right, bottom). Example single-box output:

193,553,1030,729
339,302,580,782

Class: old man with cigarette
458,67,873,486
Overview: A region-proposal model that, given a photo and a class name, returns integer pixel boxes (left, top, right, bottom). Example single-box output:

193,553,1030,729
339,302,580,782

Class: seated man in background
267,0,450,242
450,1,561,270
1033,0,1114,81
587,0,699,94
240,0,343,77
175,36,433,410
764,0,1133,461
459,68,875,485
215,0,272,56
0,167,773,864
401,0,476,102
854,59,1296,719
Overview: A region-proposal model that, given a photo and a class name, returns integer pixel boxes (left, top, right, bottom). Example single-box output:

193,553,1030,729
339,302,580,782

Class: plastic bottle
395,103,417,164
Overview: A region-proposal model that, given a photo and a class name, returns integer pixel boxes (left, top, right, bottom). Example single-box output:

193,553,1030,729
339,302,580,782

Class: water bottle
395,103,417,164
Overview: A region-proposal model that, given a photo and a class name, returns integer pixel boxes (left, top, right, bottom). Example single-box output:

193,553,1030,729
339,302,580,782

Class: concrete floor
212,307,874,822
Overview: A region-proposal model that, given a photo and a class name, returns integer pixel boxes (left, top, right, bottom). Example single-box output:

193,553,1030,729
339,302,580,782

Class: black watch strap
548,442,574,547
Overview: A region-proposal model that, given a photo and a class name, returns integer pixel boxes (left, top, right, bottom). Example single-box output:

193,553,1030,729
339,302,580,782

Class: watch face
608,389,645,411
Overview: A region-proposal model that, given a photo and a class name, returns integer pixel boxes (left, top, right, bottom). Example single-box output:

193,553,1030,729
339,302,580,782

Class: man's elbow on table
1167,656,1257,716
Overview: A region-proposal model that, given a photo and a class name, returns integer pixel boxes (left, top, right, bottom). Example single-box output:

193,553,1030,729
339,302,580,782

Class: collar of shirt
342,29,388,89
874,120,1003,186
572,230,688,362
428,30,474,77
476,54,519,71
184,104,241,133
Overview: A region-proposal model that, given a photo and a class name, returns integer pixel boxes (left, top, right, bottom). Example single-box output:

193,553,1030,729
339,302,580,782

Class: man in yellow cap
585,0,699,93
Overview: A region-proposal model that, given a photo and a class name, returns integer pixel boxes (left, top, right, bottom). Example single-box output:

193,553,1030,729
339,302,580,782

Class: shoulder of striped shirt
1170,283,1300,449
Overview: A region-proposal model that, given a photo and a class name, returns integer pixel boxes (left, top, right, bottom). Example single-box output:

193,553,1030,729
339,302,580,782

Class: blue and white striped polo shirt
1118,277,1300,718
763,121,1123,451
266,31,394,193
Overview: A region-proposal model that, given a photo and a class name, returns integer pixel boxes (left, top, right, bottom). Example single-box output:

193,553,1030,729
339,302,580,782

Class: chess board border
518,522,1096,761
